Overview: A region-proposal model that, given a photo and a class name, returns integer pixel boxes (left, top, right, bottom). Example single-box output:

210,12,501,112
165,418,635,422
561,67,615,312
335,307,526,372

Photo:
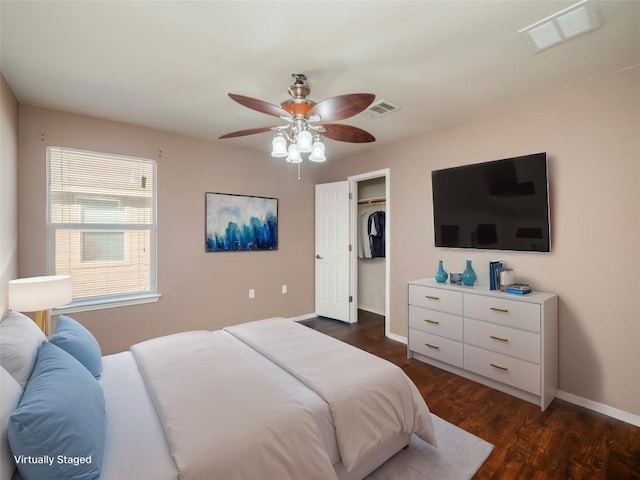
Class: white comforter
225,318,437,472
131,330,338,480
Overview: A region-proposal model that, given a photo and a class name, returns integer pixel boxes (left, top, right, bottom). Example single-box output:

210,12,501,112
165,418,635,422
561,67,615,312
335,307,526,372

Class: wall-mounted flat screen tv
432,152,550,252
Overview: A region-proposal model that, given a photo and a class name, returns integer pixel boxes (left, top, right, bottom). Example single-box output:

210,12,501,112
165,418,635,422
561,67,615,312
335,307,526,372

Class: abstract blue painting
205,193,278,252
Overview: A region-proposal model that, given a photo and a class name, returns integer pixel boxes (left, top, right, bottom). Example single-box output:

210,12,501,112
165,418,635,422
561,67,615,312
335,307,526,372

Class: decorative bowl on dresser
407,278,558,410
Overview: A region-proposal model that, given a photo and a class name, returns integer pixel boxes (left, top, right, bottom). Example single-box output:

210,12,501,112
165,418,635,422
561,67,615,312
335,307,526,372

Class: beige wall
13,66,640,416
0,73,19,315
321,67,640,416
18,105,323,354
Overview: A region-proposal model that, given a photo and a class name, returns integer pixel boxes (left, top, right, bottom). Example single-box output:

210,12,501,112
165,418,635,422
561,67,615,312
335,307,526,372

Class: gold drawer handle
490,335,508,342
425,343,440,350
425,295,440,301
490,363,509,371
490,307,509,313
424,319,440,325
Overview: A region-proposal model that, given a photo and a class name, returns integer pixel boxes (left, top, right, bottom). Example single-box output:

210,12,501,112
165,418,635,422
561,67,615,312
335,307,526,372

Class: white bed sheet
226,319,436,471
99,333,341,480
223,331,341,464
99,351,177,480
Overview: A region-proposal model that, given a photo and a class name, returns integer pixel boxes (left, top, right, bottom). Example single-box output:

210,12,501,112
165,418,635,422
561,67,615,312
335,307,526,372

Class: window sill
53,293,161,315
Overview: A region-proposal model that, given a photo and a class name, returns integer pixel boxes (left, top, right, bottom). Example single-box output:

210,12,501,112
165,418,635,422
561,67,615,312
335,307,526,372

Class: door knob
316,254,323,259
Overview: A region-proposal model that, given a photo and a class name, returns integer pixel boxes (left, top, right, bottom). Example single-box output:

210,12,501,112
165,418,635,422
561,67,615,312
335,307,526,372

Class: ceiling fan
219,74,376,162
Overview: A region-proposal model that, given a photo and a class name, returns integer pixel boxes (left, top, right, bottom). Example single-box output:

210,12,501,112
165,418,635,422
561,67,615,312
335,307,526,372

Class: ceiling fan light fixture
271,134,288,157
286,144,302,163
220,74,377,166
309,139,326,163
297,129,313,153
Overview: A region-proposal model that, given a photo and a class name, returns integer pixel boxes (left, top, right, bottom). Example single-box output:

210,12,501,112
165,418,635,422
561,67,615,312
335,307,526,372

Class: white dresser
407,278,558,410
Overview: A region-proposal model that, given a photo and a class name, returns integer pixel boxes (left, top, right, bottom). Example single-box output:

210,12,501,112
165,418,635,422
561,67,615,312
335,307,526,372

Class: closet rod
358,197,386,205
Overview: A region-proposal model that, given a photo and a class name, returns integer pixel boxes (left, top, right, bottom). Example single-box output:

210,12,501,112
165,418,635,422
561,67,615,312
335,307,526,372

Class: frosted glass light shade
8,275,73,311
286,144,302,163
271,135,287,157
296,130,313,153
309,141,326,162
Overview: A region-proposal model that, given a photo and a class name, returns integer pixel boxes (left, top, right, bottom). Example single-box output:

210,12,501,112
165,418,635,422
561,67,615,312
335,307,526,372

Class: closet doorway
349,169,390,337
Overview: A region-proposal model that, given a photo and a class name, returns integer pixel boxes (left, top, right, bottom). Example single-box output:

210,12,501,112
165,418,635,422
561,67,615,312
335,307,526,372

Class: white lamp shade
271,135,287,157
8,275,73,311
309,141,326,162
286,144,302,163
296,130,313,153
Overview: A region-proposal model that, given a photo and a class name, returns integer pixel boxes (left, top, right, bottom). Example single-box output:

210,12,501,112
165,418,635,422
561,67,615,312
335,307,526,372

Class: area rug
366,414,494,480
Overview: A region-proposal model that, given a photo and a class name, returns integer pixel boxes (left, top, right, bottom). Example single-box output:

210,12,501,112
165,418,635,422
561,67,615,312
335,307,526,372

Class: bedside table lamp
8,275,73,336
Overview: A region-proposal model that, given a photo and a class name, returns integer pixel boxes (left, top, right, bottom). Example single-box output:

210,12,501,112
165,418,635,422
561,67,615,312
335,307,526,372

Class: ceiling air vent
518,0,601,52
366,100,400,118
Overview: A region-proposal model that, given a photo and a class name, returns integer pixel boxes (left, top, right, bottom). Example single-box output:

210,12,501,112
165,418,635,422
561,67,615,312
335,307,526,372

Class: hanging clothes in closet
358,204,386,258
368,210,386,257
359,206,375,258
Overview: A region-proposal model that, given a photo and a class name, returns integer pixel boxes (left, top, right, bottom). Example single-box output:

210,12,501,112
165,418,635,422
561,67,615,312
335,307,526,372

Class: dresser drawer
409,306,463,341
464,318,540,364
464,294,540,332
409,329,463,368
464,345,540,395
409,285,462,315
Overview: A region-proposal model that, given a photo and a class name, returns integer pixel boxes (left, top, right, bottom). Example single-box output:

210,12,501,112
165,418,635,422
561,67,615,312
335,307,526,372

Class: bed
1,312,437,480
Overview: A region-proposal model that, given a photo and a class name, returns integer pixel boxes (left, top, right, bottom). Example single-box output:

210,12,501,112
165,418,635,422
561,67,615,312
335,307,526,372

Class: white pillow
1,366,22,480
0,311,47,388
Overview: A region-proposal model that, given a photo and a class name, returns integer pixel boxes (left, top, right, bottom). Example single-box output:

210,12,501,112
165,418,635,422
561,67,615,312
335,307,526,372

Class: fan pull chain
297,163,301,181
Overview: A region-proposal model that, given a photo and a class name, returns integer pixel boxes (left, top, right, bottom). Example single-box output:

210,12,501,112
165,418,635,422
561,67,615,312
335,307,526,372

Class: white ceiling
2,1,639,161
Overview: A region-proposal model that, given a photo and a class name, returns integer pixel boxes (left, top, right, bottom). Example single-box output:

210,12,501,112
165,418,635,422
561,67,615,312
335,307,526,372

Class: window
82,232,125,262
47,147,158,311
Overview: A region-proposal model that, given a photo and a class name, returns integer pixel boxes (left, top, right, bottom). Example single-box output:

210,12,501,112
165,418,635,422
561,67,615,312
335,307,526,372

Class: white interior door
315,181,351,322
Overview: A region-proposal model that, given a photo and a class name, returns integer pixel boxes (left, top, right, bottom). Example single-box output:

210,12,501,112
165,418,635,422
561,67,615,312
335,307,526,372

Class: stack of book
489,260,503,290
503,283,533,295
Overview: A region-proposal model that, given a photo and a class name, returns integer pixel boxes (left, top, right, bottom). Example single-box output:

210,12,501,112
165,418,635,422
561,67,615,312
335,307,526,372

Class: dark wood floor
300,311,640,480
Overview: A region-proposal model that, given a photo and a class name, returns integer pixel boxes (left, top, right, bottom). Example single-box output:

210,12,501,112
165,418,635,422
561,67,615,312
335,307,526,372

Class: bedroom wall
321,66,640,417
17,105,322,354
0,73,19,316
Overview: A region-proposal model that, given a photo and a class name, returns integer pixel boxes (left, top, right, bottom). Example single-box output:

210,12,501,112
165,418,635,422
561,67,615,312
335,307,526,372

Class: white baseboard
556,390,640,427
291,312,407,345
355,307,407,344
289,313,318,322
386,331,407,344
358,306,385,316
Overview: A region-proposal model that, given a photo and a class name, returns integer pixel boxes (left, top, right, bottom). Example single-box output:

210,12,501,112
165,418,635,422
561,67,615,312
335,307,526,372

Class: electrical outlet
249,289,255,299
282,284,287,294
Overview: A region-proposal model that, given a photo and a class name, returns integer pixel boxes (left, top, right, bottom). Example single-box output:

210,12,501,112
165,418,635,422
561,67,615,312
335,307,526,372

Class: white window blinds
47,147,157,307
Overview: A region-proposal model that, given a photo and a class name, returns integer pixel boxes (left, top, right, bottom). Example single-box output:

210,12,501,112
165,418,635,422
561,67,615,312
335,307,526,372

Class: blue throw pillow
8,342,106,480
50,315,102,379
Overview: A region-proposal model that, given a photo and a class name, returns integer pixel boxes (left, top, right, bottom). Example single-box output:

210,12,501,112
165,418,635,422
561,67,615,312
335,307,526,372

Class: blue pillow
50,315,102,379
8,342,105,480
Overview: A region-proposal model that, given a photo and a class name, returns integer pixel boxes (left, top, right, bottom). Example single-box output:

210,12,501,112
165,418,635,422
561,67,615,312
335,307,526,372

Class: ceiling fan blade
309,93,375,122
228,94,291,118
219,126,275,139
321,124,376,143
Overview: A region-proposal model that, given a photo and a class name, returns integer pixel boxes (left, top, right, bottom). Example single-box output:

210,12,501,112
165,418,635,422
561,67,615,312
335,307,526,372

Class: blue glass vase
434,260,448,283
462,260,476,286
